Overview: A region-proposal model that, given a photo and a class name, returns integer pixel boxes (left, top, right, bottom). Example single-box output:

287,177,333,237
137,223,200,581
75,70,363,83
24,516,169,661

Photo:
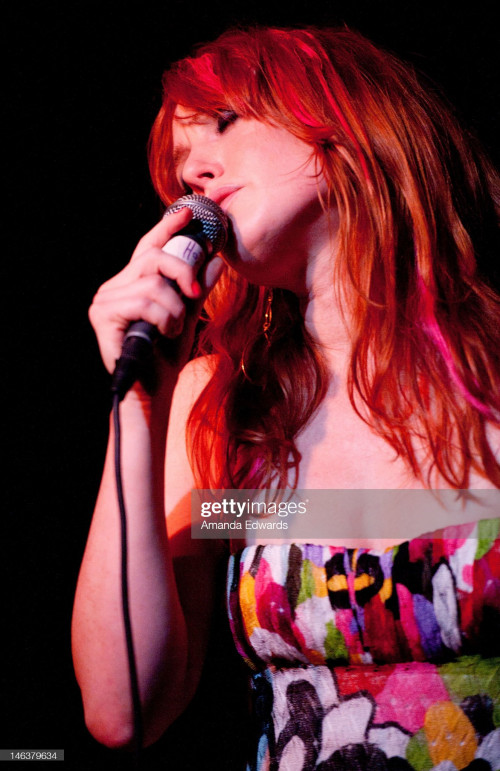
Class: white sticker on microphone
163,235,205,267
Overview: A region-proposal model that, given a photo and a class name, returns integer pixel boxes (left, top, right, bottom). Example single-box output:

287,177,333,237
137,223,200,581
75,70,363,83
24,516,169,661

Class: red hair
149,26,500,489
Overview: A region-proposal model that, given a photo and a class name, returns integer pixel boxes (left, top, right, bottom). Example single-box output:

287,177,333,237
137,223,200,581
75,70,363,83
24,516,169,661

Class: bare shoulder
167,353,216,443
171,353,215,409
164,355,216,550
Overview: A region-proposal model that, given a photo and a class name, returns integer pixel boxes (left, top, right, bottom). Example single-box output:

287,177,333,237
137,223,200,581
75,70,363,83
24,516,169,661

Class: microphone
111,194,229,400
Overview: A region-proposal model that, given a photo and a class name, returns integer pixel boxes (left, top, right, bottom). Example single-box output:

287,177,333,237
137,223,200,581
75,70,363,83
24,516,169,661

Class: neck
300,244,352,379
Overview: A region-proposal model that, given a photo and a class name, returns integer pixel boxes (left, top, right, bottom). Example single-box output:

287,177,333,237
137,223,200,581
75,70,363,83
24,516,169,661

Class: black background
4,1,499,768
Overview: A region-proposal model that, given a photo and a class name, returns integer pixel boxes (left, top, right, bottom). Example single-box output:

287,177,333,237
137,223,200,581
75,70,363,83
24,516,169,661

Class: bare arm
71,211,223,748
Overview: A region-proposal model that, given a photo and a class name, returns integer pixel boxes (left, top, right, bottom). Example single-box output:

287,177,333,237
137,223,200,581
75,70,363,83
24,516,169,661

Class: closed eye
216,110,238,134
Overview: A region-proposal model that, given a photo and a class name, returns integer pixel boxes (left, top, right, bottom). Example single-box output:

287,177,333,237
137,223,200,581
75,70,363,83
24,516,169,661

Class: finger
144,248,205,299
131,207,193,259
90,299,186,369
92,275,187,336
176,258,225,336
101,247,201,299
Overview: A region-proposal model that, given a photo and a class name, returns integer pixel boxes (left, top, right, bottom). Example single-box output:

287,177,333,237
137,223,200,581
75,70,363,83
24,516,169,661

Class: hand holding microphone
89,195,228,401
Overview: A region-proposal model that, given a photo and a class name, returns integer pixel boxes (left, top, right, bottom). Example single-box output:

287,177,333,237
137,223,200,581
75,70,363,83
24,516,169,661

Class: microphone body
111,195,228,400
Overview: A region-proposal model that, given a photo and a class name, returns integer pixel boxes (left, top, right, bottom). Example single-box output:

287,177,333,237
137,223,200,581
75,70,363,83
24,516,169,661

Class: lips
209,186,241,210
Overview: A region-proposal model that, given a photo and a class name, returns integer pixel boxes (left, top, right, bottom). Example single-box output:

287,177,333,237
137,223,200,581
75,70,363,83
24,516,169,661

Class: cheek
226,187,325,264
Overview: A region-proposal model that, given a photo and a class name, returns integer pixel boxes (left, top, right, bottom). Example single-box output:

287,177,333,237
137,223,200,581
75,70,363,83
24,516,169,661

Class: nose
181,148,224,195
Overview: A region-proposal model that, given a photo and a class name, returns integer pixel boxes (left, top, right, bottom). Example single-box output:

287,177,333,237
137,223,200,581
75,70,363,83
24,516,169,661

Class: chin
222,216,309,289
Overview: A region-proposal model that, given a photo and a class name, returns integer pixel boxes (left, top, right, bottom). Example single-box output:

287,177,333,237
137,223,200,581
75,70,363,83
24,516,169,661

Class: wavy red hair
149,26,500,490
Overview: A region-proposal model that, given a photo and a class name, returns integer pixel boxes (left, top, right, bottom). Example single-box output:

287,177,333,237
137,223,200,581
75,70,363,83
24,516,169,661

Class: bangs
163,48,268,120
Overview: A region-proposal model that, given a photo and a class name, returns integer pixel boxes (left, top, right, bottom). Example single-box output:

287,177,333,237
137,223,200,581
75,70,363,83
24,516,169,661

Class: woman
72,26,500,769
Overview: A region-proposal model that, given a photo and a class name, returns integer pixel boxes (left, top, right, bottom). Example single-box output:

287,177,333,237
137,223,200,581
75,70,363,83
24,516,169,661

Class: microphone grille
165,194,229,254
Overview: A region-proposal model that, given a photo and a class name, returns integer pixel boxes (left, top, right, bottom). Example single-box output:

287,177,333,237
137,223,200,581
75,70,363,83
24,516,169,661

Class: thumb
202,256,225,294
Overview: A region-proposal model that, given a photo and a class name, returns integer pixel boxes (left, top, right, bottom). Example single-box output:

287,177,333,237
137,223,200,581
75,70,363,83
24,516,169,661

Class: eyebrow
173,112,211,126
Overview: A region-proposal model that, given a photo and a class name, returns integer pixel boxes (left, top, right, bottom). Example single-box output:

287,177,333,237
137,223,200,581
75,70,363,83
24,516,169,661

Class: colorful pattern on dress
226,518,500,770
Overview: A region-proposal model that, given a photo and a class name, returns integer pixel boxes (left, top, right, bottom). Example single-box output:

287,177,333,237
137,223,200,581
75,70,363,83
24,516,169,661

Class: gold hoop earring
239,343,253,381
240,288,274,379
263,289,273,346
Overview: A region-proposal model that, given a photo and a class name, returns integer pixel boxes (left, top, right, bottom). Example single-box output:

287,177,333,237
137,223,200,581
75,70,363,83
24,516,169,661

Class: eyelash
216,110,238,134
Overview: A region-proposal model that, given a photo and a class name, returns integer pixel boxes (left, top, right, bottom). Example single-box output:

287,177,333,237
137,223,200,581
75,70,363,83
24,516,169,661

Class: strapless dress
227,518,500,770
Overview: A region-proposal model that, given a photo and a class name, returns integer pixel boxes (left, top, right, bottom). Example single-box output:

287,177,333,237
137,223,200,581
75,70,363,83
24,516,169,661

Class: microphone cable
112,392,144,767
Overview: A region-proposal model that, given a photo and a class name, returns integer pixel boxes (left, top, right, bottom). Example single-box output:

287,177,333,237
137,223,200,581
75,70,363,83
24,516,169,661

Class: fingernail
191,280,203,298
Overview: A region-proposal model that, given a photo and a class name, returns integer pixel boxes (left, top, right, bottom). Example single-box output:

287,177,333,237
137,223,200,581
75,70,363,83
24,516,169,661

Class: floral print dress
227,518,500,770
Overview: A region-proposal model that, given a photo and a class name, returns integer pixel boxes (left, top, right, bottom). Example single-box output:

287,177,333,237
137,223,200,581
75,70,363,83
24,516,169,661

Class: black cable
112,392,144,766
